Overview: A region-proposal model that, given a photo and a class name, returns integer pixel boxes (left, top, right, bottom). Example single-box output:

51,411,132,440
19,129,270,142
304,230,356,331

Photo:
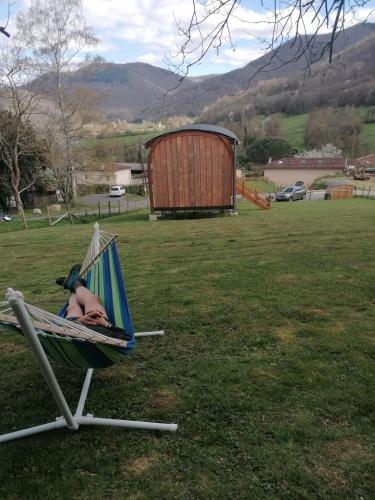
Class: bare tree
0,0,13,38
174,1,374,79
0,43,47,213
17,0,99,205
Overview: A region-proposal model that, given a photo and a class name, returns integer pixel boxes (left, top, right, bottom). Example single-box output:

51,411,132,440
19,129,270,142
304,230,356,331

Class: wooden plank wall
149,131,234,209
329,185,354,200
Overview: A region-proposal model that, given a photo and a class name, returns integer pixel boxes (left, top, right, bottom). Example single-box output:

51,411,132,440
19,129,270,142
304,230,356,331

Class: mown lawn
244,179,276,193
0,199,375,499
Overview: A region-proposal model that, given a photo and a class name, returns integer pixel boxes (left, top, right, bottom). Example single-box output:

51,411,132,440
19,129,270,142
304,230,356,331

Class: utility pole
351,128,357,160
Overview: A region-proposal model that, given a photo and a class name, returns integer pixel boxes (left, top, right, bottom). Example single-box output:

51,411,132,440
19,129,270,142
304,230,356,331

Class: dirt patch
273,274,298,284
125,454,158,476
0,342,26,353
332,320,347,334
150,389,177,409
275,326,296,343
312,307,326,316
312,463,347,488
326,438,369,462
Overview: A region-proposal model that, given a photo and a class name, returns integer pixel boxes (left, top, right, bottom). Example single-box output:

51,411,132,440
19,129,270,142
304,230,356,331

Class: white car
109,185,126,197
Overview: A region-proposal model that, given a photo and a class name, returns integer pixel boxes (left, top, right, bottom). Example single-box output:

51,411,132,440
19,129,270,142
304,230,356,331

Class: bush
95,184,110,194
125,185,146,196
247,137,294,165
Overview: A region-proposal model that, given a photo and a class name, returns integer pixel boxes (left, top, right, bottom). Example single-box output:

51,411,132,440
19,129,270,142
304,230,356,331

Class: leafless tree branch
173,0,373,83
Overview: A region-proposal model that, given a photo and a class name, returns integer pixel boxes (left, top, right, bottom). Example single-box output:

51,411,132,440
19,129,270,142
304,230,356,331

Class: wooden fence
328,184,354,200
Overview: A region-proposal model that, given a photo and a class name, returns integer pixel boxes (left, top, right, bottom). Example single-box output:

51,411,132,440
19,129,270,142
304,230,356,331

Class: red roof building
356,154,375,168
264,157,360,187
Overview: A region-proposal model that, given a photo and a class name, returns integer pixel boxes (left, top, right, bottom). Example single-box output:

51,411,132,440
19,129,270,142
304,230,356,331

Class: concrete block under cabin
144,124,239,214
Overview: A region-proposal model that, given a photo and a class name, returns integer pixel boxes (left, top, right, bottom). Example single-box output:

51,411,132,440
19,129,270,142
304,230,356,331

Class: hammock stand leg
0,292,177,444
135,330,165,337
74,368,177,432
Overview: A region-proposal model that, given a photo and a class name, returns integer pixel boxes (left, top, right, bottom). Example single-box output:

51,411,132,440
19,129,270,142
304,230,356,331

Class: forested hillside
200,31,375,124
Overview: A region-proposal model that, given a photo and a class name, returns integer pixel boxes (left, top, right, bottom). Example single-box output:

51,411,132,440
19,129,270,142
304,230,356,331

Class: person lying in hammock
56,264,129,341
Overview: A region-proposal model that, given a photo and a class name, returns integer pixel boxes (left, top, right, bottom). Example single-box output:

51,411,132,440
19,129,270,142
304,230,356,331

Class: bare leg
74,287,107,318
66,293,84,319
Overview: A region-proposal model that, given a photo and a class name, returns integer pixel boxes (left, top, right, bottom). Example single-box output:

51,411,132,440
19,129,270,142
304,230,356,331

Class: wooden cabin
144,124,239,213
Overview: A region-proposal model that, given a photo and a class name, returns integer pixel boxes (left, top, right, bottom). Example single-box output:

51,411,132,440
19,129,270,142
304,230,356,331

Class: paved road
80,194,149,213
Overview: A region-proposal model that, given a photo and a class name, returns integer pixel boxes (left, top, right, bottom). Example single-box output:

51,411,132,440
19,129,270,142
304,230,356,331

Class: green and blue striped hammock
0,224,177,443
1,224,138,369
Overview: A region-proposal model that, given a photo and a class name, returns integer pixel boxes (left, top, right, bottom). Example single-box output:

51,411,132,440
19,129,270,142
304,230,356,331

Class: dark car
276,186,306,202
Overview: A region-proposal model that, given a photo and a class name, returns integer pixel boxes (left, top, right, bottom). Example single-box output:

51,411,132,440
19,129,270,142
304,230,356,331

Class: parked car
0,213,13,222
354,172,370,180
365,167,375,174
109,185,126,197
294,180,305,187
276,186,306,202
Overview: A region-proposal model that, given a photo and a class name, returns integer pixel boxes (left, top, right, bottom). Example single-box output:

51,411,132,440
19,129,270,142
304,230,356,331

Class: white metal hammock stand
0,224,177,443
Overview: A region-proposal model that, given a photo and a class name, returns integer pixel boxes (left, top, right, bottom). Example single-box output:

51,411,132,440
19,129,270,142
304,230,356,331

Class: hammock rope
0,300,127,348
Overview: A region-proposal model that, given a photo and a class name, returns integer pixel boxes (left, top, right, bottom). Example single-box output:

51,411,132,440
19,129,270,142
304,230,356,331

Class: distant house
264,157,360,187
356,154,375,168
77,163,143,186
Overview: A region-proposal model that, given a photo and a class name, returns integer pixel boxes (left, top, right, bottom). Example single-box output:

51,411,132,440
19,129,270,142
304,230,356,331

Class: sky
1,0,375,76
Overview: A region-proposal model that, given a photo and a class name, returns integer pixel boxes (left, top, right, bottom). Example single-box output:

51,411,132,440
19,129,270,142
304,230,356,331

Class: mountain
145,23,375,119
30,62,197,121
200,28,375,125
28,22,375,121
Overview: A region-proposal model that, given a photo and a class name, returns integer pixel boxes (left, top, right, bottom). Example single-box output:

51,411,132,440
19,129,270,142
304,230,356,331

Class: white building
77,163,143,187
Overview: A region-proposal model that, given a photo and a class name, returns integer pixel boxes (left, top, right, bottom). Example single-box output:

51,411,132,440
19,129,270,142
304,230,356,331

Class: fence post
108,200,111,216
98,201,101,217
118,200,120,214
126,197,129,212
21,208,28,230
47,205,52,226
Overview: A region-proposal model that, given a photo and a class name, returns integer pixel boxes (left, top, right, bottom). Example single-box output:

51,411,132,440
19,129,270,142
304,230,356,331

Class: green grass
245,179,276,193
1,200,375,498
280,108,375,152
362,122,375,151
282,113,309,149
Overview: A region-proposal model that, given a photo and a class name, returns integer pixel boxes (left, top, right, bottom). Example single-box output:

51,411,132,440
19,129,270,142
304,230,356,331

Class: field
1,199,375,499
281,111,375,152
244,179,276,193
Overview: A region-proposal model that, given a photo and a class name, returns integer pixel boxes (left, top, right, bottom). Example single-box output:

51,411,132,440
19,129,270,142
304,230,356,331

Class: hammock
0,223,177,443
0,224,164,369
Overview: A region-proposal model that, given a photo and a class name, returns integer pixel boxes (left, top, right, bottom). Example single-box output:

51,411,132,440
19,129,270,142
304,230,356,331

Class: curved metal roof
144,123,239,148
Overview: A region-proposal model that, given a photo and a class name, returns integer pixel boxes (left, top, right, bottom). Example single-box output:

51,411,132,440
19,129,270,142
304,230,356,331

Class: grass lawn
0,199,375,499
282,113,308,149
281,108,375,153
245,179,276,193
362,122,375,152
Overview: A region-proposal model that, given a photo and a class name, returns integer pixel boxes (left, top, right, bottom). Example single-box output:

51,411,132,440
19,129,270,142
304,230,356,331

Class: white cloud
138,52,164,65
4,0,374,74
212,46,265,67
81,0,277,59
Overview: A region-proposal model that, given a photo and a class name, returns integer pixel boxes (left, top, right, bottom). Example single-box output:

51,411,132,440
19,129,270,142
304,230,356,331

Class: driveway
80,194,149,213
